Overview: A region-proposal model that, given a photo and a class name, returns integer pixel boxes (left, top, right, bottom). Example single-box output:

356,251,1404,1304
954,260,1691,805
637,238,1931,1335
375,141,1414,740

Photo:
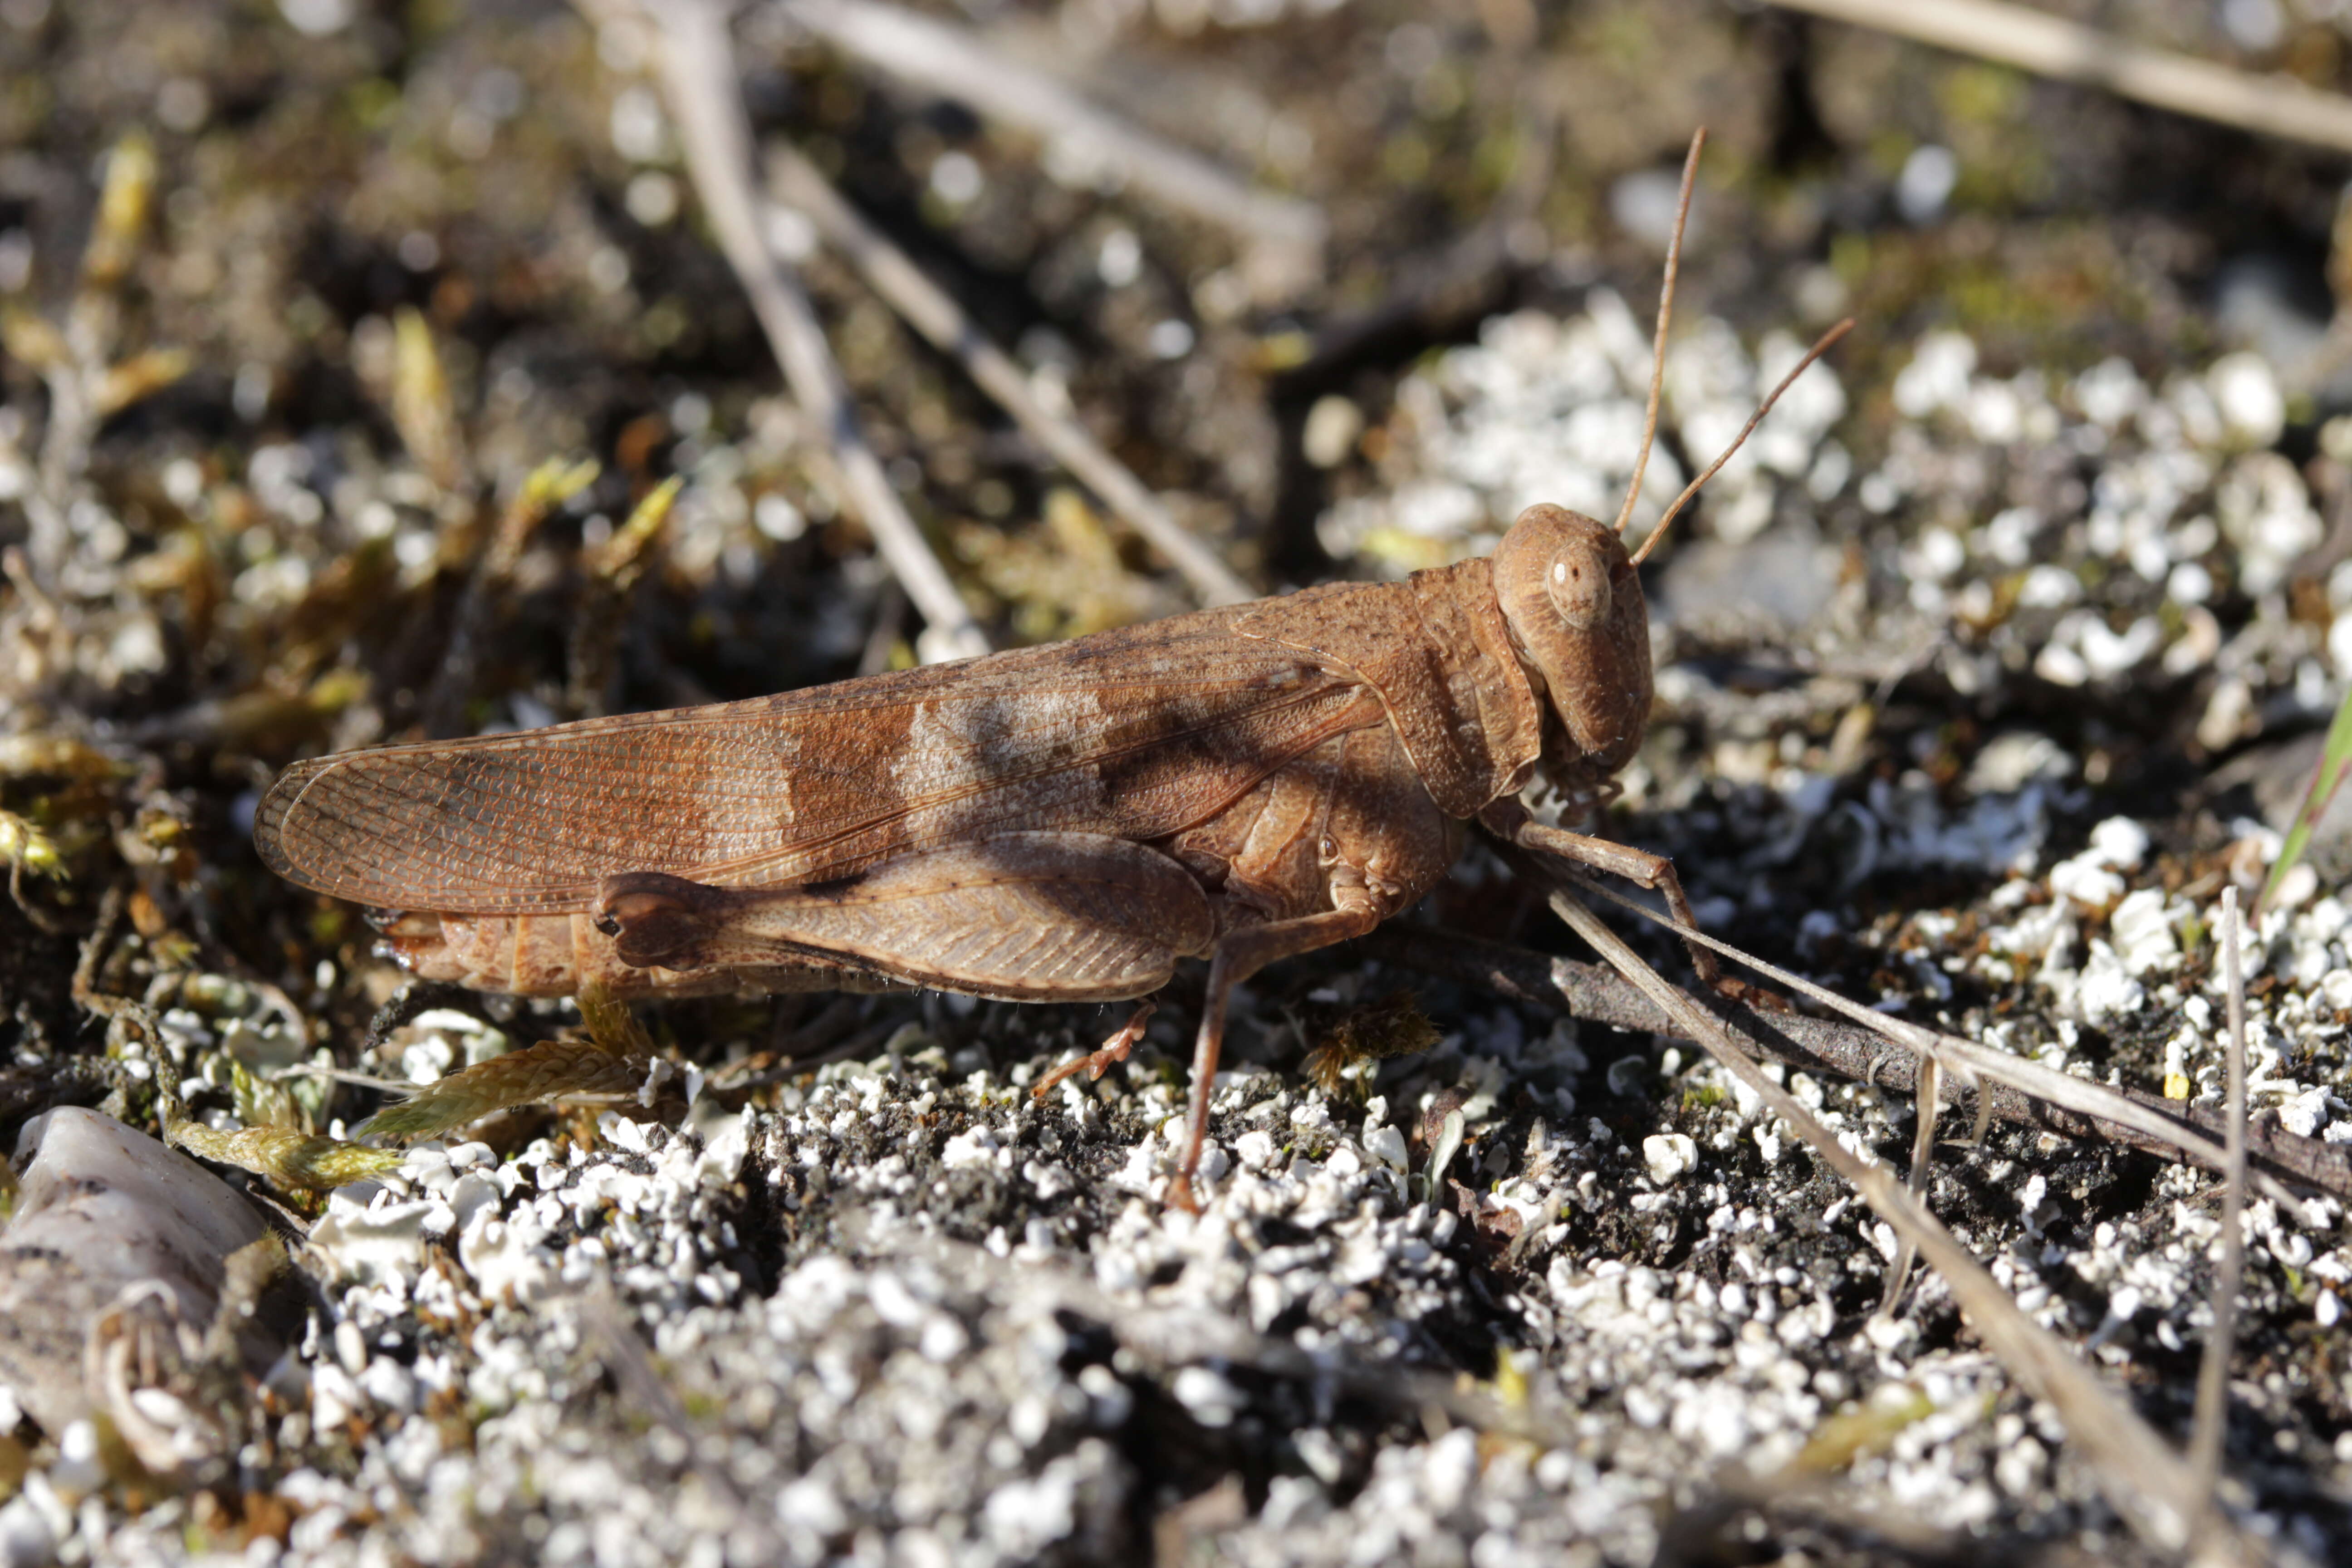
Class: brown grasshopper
254,133,1848,1208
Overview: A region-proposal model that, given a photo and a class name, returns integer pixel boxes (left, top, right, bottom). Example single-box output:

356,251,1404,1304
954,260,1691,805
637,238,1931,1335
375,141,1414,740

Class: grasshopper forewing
255,130,1851,1208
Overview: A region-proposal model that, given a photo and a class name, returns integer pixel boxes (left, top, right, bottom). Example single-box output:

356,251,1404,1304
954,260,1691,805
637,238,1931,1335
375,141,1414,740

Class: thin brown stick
1613,129,1703,539
1630,318,1853,566
638,0,989,662
761,143,1253,608
2189,888,2250,1542
1556,872,2314,1213
778,0,1325,298
1769,0,2352,156
1879,1051,1938,1317
1362,923,2352,1203
1544,887,2237,1559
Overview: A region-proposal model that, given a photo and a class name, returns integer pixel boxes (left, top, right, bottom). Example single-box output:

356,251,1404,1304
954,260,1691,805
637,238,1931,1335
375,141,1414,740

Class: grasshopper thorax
1491,502,1653,789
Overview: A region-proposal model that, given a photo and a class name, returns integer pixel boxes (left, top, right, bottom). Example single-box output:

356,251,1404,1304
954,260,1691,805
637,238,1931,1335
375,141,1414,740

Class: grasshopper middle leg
1168,897,1382,1212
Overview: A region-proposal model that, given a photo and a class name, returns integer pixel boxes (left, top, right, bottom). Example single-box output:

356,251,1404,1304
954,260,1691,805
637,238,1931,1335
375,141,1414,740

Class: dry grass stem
1878,1051,1940,1317
762,142,1254,608
630,0,989,662
1369,921,2352,1200
778,0,1326,299
1545,887,2251,1560
1770,0,2352,155
2190,886,2252,1545
1572,876,2313,1211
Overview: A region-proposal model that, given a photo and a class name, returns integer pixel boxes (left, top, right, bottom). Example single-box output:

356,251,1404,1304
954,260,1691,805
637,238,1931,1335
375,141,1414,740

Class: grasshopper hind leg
591,833,1216,1001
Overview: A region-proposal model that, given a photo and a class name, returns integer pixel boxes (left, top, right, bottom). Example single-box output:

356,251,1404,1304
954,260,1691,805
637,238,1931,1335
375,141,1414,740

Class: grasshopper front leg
1478,801,1725,989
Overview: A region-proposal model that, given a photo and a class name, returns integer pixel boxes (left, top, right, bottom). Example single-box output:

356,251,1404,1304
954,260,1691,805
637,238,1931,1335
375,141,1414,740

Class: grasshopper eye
1547,554,1612,630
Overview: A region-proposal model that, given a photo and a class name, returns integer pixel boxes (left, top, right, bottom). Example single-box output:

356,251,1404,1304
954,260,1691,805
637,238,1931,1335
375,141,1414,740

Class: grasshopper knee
595,871,726,965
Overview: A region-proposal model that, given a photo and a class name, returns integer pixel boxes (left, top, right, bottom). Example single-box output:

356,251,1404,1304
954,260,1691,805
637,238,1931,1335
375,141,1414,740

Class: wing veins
267,655,1373,911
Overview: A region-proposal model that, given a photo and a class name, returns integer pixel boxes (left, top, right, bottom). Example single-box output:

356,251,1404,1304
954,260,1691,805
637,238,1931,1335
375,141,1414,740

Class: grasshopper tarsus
1033,1001,1156,1098
1715,977,1794,1014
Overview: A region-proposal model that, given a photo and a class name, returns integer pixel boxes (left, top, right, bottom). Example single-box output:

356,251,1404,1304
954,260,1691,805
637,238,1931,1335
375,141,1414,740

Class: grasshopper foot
1710,973,1792,1013
1167,1170,1202,1215
1032,1003,1156,1098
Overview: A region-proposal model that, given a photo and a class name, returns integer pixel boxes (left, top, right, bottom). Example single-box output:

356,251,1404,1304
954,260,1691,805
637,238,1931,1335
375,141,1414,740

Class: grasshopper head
1491,502,1652,787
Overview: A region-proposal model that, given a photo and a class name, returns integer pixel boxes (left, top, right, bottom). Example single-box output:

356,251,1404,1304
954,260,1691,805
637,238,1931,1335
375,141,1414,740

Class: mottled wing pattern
255,612,1387,915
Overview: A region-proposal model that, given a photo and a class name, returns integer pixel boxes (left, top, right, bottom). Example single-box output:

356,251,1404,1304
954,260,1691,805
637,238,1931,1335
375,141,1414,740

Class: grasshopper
254,133,1848,1208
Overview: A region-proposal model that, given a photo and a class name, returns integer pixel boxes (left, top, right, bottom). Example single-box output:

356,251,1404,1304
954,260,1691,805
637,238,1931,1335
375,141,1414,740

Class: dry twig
633,0,989,662
1545,887,2252,1560
2190,887,2252,1548
1770,0,2352,156
761,143,1253,607
1367,923,2352,1203
1560,877,2320,1214
777,0,1326,300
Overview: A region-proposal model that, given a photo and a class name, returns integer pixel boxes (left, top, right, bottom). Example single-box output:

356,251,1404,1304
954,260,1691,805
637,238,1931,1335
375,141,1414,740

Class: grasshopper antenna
1628,316,1856,568
1612,128,1706,539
